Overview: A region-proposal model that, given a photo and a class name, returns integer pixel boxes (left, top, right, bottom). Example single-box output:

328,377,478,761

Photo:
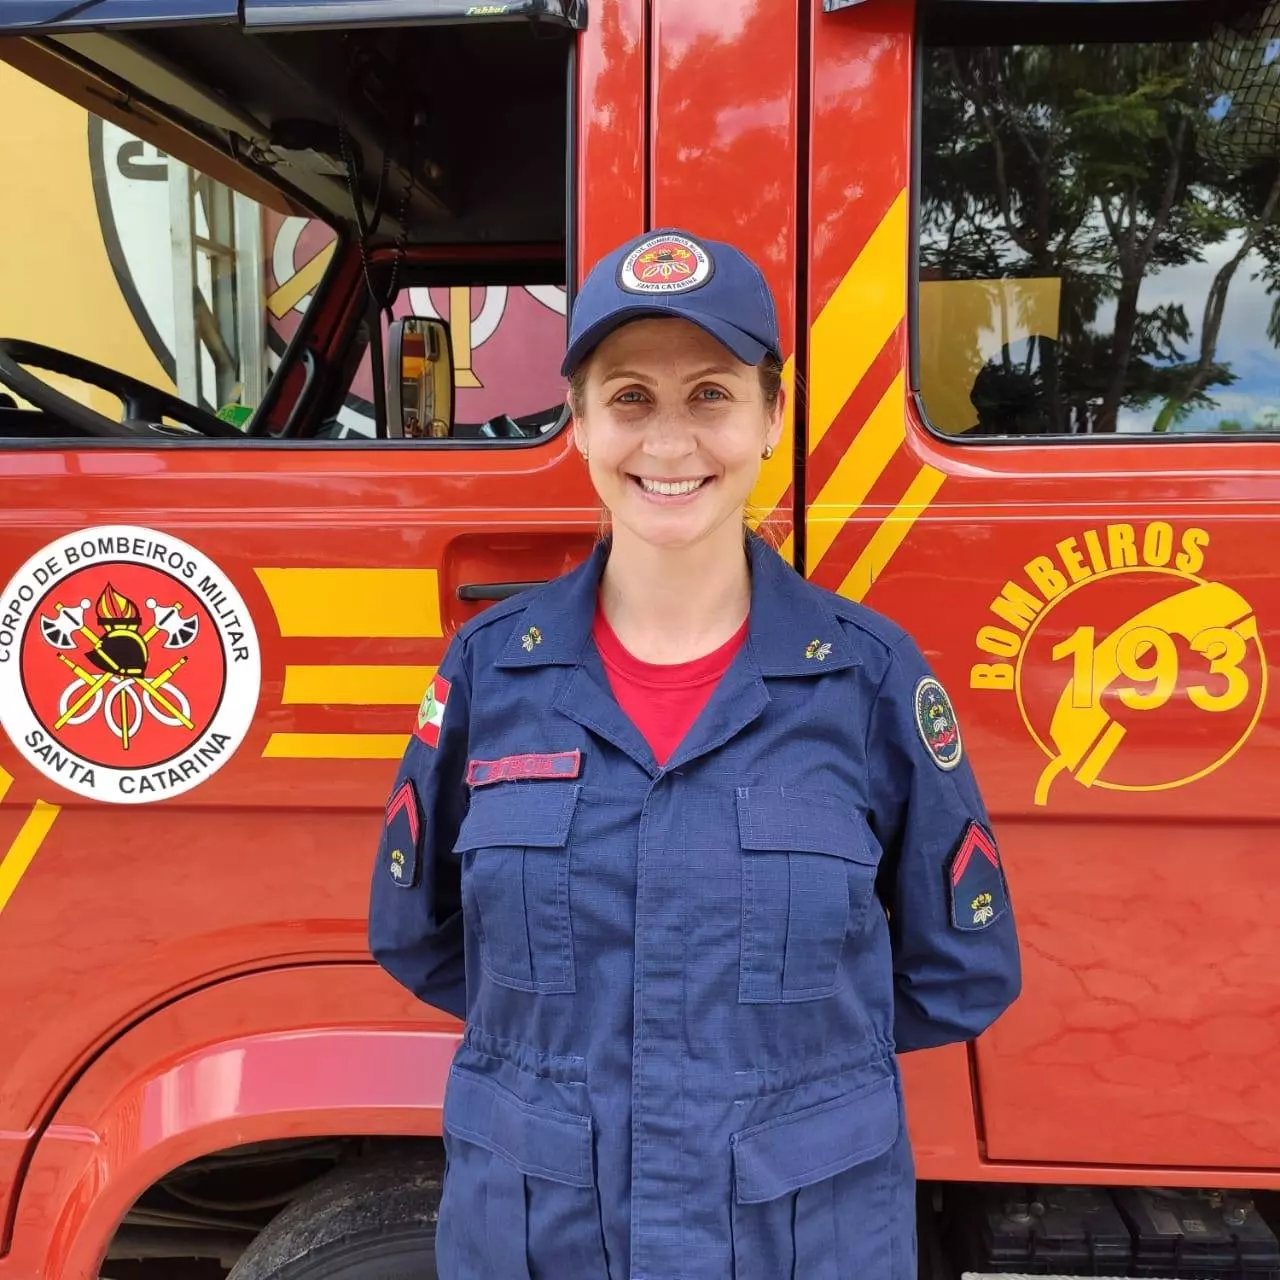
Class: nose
641,405,698,459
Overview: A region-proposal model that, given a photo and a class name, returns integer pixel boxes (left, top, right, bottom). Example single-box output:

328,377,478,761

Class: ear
765,382,787,452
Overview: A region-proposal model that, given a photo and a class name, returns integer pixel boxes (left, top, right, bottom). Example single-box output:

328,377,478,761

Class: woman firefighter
368,228,1021,1279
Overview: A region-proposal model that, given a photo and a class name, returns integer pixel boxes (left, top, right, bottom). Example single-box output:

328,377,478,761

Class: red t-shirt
592,606,749,766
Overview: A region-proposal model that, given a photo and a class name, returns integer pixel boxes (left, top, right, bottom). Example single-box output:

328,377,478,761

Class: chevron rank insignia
383,779,421,889
948,820,1006,931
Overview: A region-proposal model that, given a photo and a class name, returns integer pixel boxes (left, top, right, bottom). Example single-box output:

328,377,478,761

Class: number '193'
1052,625,1250,714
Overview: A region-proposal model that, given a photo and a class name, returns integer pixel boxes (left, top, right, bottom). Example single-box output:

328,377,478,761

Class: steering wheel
0,338,245,440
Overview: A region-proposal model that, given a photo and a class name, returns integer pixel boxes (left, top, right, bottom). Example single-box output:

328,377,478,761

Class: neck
599,519,751,664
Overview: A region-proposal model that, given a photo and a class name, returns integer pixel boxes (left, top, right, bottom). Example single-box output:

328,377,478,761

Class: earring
762,444,774,460
581,448,589,461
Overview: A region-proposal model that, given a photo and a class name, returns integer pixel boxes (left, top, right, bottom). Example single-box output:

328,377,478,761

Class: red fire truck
1,0,1279,1276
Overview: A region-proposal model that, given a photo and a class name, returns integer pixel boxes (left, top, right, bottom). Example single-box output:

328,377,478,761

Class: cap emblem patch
619,234,713,294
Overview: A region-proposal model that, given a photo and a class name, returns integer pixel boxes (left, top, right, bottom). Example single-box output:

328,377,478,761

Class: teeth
640,478,704,496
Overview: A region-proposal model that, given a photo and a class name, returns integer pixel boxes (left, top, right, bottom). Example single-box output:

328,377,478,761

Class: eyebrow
600,364,742,383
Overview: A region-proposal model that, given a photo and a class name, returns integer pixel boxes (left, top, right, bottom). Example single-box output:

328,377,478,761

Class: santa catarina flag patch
414,674,451,748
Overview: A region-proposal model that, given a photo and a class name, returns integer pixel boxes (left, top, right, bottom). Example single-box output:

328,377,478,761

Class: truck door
0,0,639,1235
812,0,1280,1173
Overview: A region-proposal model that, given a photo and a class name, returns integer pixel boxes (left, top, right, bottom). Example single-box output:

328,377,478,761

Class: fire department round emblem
0,526,261,804
619,234,713,294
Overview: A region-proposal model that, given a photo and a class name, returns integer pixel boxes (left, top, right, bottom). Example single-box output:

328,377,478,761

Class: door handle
456,580,546,602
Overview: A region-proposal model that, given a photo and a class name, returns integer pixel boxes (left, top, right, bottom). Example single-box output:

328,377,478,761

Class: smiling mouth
632,476,713,496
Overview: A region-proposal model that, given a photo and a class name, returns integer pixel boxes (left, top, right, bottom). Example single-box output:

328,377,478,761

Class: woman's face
572,318,784,553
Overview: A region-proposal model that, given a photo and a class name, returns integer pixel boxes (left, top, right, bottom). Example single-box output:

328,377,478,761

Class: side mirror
386,317,454,439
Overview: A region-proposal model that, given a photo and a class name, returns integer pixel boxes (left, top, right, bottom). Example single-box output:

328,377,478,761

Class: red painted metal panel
811,0,1280,1172
649,0,801,549
650,0,801,356
576,0,646,277
0,967,459,1280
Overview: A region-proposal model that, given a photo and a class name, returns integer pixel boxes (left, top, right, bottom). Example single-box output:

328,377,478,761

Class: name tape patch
467,750,582,788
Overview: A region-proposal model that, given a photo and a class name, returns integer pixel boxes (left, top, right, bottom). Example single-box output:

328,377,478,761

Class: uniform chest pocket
736,787,879,1003
455,782,581,995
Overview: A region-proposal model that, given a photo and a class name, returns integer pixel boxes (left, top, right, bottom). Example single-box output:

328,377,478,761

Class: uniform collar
495,533,860,677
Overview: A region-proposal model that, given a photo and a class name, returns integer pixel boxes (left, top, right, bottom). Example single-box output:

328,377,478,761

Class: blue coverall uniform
369,533,1021,1280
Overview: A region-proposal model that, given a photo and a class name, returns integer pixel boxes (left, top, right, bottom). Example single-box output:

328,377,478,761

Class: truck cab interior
0,3,576,443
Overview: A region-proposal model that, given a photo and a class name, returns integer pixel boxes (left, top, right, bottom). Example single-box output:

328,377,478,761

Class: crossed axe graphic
50,601,194,747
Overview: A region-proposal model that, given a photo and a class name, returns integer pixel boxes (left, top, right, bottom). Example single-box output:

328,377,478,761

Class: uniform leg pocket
736,787,880,1002
730,1073,901,1280
455,783,580,994
436,1065,608,1280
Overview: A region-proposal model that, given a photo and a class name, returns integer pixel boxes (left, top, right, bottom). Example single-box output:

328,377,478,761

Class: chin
614,504,736,553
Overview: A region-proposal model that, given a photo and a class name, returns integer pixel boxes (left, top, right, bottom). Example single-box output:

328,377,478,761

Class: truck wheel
226,1148,442,1280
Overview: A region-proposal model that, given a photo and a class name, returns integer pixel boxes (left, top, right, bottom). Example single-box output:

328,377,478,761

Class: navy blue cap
561,229,782,377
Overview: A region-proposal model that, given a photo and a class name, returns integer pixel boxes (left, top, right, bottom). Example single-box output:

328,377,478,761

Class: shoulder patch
383,779,422,889
415,673,452,748
948,820,1006,931
914,676,962,771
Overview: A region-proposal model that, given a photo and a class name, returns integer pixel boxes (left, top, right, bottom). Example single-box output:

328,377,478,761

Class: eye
695,385,730,402
612,388,648,405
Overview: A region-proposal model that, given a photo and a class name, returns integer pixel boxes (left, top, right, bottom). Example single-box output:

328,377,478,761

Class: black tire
226,1148,443,1280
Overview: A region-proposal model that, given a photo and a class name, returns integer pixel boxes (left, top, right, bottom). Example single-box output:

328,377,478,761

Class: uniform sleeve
866,634,1021,1054
367,637,471,1020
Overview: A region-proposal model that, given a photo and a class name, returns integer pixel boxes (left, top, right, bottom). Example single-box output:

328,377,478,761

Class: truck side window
0,113,327,439
315,275,568,442
7,114,333,435
918,0,1280,439
2,117,567,444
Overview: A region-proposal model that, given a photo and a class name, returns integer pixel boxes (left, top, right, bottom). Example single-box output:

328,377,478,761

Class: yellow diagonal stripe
264,733,409,760
792,373,906,571
838,465,946,603
283,665,435,706
267,243,336,320
748,354,796,536
0,765,12,807
808,191,908,454
256,569,441,638
0,801,61,917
